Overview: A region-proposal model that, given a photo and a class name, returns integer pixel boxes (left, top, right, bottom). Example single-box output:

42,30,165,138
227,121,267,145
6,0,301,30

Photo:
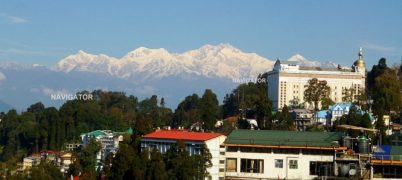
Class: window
289,160,298,169
220,160,225,164
275,159,283,168
239,147,252,152
240,159,264,173
220,152,225,155
226,158,237,172
227,146,238,152
310,161,333,176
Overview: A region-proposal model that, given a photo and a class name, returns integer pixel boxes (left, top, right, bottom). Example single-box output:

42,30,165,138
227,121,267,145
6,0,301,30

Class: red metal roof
143,130,223,141
66,176,79,180
40,150,58,153
224,116,239,122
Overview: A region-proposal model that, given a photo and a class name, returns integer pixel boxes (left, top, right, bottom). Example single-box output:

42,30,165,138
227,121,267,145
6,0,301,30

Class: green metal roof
224,129,343,147
82,128,133,137
113,128,134,136
83,130,108,137
391,146,402,155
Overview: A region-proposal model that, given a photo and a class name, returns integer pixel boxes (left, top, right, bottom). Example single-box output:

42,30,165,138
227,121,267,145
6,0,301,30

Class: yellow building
22,155,41,171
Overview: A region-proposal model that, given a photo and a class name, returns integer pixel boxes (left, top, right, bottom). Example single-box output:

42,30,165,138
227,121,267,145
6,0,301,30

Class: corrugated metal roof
224,129,342,147
391,146,402,155
373,145,402,160
82,130,108,137
113,128,133,136
81,128,133,137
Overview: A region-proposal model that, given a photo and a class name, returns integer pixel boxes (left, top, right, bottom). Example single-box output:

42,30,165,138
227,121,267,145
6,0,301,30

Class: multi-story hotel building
267,49,366,110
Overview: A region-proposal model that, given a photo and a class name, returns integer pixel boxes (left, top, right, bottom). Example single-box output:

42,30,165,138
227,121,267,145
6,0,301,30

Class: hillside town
0,48,401,180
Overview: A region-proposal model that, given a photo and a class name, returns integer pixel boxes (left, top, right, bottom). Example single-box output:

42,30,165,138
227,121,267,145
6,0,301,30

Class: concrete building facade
223,130,346,179
267,49,366,110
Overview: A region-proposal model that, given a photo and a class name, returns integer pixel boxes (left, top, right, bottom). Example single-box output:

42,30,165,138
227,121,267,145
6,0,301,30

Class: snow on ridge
53,45,336,80
286,54,337,68
54,44,275,80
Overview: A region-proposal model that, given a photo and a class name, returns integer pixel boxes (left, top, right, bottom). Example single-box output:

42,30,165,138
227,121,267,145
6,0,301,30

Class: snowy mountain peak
123,47,171,60
286,54,337,68
78,50,88,54
288,54,307,62
198,43,239,53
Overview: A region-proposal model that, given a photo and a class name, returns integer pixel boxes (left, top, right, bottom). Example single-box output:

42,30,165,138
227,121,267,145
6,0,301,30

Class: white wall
225,150,334,179
205,135,226,180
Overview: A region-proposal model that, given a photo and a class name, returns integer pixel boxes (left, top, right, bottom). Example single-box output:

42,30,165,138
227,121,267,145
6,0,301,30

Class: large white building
267,49,366,110
141,129,226,180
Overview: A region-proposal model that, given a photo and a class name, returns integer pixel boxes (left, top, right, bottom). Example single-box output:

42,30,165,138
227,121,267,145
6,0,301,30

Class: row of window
226,158,296,173
274,159,297,169
226,158,332,176
226,158,264,173
141,141,202,155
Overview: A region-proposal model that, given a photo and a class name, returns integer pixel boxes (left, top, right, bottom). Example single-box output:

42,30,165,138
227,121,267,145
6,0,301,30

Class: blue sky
0,0,401,68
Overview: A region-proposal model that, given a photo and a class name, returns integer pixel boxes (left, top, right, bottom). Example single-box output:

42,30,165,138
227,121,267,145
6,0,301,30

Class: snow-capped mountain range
0,43,338,111
54,43,335,80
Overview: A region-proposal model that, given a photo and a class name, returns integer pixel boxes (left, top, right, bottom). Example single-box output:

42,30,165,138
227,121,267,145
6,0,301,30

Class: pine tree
199,89,219,131
360,113,372,128
196,144,212,179
30,162,63,180
109,143,135,180
146,150,168,180
79,139,102,179
276,105,295,130
347,105,361,126
373,69,400,113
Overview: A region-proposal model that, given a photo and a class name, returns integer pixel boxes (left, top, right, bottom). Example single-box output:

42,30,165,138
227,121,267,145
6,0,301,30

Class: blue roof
374,145,391,155
316,110,328,118
329,102,352,111
373,145,402,160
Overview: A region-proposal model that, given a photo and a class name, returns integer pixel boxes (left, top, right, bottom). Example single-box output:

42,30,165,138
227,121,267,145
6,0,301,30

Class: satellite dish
349,169,357,176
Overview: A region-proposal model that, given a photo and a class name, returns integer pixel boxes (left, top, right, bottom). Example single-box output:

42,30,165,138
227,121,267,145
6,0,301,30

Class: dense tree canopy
0,90,172,170
199,89,220,131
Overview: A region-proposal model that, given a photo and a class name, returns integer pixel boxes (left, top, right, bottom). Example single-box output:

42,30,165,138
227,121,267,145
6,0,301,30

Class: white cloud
0,72,6,81
8,16,28,24
361,42,397,52
0,13,28,24
0,48,63,60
